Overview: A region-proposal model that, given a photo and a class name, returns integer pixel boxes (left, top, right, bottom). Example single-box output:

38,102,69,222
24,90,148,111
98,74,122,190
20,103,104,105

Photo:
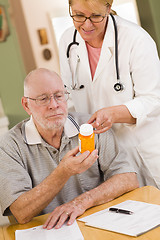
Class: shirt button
53,150,57,154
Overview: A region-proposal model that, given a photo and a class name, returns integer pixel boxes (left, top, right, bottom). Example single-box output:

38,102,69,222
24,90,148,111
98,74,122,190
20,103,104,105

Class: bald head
24,68,64,97
22,68,68,131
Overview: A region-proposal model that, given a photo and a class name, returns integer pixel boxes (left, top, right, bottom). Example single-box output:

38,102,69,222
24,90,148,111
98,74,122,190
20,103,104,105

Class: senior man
0,68,138,229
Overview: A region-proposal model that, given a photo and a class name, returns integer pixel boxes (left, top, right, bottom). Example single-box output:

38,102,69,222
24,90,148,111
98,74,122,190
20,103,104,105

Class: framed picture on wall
0,5,10,42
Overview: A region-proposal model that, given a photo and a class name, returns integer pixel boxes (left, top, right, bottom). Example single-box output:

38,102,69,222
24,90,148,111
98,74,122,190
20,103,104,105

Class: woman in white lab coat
59,0,160,188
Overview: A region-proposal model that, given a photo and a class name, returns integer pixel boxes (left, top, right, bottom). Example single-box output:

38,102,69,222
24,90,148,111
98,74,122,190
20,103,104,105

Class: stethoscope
66,14,124,92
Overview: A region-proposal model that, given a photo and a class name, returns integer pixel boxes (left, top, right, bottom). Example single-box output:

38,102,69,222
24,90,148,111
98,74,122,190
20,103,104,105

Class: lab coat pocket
136,132,160,188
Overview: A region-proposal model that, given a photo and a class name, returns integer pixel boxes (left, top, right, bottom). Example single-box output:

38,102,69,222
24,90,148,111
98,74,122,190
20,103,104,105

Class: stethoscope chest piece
114,82,124,92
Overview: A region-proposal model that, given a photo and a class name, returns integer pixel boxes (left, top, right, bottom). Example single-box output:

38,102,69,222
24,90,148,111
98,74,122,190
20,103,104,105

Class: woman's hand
88,105,136,134
88,107,114,134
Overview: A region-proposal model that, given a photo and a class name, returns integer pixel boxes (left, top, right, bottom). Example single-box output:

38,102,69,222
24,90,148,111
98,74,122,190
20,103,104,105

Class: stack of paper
78,200,160,236
15,221,84,240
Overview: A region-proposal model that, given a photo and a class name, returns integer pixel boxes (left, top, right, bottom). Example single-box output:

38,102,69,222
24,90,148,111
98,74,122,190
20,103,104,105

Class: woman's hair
69,0,113,7
68,0,116,15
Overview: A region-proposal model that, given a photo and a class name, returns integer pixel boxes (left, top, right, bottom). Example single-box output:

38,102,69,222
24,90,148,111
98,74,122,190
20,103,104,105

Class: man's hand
43,193,90,230
43,146,99,230
59,146,99,177
43,172,139,230
9,146,98,224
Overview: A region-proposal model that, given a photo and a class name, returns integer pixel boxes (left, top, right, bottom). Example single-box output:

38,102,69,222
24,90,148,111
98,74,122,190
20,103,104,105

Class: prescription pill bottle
79,124,95,153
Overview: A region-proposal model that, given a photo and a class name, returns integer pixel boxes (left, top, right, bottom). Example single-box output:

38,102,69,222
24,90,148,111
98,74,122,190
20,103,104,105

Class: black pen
109,207,134,215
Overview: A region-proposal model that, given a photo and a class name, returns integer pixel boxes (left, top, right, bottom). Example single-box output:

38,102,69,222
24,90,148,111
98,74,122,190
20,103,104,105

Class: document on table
15,221,84,240
78,200,160,237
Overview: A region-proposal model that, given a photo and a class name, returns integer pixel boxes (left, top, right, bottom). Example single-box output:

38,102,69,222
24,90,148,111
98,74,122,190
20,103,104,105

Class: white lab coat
59,15,160,188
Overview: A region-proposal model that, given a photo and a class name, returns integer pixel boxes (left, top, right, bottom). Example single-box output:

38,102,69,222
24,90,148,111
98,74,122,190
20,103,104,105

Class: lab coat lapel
76,33,92,80
93,16,114,81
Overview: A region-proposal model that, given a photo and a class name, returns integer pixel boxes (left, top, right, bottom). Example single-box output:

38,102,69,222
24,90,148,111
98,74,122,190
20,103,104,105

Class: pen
109,207,133,215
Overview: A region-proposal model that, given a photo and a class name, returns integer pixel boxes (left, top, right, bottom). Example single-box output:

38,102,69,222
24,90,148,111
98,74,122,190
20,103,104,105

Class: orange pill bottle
79,124,95,153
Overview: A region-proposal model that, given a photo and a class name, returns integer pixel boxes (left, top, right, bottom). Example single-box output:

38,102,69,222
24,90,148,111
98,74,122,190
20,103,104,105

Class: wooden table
2,186,160,240
0,227,4,239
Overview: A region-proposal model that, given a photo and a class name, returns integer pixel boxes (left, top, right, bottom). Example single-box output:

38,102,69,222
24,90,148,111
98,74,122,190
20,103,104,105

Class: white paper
78,200,160,236
15,221,84,240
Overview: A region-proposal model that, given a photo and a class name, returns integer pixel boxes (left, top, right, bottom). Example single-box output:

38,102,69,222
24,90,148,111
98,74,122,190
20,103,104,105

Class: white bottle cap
80,124,93,136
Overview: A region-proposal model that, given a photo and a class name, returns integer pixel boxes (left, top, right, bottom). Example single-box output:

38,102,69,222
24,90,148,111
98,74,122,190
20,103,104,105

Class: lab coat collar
93,15,114,80
76,33,92,79
24,115,79,145
103,15,115,47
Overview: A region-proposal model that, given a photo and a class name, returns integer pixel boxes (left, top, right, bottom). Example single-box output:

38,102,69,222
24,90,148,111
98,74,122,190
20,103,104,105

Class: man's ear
21,97,31,115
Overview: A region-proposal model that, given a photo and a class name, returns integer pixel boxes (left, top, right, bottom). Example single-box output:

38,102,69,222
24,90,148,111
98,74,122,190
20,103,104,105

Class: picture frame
0,5,10,42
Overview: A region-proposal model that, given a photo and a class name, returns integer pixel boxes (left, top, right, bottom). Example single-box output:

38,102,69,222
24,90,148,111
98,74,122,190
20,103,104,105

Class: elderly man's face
24,70,68,131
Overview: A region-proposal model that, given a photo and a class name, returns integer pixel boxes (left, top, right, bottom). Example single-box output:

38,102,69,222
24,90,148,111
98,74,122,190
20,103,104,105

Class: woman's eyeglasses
70,14,107,23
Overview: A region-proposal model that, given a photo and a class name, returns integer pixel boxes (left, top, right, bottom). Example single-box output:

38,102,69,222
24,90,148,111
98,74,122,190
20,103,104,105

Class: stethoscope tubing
66,14,124,92
110,14,120,80
67,29,79,58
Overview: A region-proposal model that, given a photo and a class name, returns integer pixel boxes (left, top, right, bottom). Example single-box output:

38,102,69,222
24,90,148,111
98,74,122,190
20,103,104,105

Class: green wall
0,0,27,129
136,0,160,56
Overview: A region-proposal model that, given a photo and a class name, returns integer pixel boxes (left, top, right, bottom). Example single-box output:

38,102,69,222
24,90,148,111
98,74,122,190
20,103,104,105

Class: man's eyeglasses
70,14,107,23
25,91,70,106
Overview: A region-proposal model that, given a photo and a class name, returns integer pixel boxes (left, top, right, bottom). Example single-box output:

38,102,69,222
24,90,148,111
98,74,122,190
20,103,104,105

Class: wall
10,0,69,75
0,0,69,129
0,0,27,129
20,0,61,73
136,0,160,56
149,0,160,56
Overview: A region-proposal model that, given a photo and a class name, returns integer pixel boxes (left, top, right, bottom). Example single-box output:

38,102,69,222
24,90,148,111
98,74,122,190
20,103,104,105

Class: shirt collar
24,115,79,145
